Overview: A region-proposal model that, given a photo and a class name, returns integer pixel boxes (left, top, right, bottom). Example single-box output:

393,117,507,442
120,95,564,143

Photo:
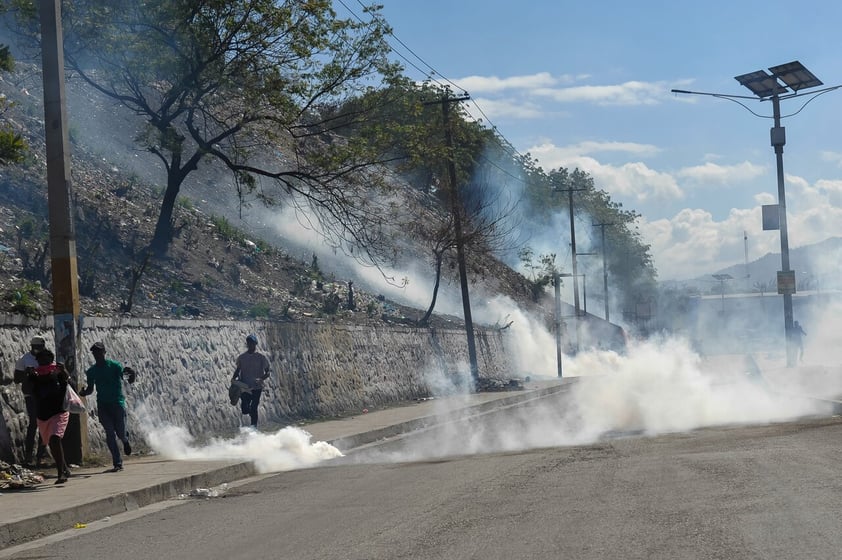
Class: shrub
6,280,44,318
247,303,270,318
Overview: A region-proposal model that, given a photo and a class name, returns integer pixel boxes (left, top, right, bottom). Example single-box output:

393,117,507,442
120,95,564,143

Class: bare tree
14,0,403,259
411,168,520,326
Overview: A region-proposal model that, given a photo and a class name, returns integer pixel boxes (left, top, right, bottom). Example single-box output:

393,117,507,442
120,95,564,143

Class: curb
1,381,573,549
0,460,256,550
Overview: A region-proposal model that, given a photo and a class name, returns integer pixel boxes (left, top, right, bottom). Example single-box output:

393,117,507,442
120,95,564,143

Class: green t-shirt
85,358,126,407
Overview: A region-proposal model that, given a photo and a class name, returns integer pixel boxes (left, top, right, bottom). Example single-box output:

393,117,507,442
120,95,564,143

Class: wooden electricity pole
555,186,587,353
41,0,85,463
425,92,479,386
593,222,614,322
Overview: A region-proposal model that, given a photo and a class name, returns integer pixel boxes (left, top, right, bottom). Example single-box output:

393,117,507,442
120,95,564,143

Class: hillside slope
0,62,540,327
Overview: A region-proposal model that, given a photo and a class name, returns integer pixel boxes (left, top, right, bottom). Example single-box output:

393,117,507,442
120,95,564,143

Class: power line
340,0,528,163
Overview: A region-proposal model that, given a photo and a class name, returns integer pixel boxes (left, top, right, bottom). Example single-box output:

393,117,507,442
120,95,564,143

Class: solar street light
672,61,838,366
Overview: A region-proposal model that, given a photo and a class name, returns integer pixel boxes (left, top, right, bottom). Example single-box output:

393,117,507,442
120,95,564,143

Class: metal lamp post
672,61,838,367
712,273,732,314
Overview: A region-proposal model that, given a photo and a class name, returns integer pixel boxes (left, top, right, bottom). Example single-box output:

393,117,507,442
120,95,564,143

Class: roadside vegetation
0,1,657,329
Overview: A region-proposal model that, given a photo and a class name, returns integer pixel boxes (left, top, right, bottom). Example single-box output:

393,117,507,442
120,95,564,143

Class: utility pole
770,94,796,367
40,0,85,463
426,92,479,385
744,230,750,293
581,274,587,314
593,222,614,322
554,186,587,352
553,271,563,378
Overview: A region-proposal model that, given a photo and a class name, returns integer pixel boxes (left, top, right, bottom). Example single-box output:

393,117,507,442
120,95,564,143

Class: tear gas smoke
350,335,833,465
135,404,342,474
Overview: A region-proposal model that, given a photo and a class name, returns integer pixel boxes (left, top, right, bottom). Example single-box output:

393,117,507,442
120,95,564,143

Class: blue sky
338,1,842,281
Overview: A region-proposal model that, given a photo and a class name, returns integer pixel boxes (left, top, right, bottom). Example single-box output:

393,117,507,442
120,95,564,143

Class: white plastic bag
63,384,86,414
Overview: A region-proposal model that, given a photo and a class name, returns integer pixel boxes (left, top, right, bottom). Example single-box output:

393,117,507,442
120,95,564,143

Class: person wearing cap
80,342,136,472
13,336,48,466
231,334,271,427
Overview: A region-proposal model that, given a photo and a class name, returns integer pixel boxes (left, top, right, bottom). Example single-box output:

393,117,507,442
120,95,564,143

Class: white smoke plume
134,403,342,474
349,335,833,465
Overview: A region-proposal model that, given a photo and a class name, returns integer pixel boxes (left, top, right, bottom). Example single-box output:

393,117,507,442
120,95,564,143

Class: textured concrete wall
0,315,512,463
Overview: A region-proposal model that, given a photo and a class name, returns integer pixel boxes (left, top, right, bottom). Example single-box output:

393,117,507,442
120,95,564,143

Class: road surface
7,415,842,559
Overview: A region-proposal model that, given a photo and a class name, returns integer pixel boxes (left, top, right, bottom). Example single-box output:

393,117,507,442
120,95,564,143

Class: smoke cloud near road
134,404,342,474
349,335,834,465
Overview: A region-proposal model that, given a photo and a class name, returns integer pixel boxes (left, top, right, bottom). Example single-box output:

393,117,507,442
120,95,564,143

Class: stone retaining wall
0,315,512,463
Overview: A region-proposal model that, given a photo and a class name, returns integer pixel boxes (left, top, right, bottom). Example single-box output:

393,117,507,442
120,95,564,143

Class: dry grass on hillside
0,64,541,329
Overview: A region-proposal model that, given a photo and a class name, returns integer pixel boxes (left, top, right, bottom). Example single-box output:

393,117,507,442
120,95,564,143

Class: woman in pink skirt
28,349,70,484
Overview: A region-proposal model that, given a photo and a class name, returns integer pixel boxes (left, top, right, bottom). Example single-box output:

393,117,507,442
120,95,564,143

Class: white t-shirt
14,351,39,371
14,351,39,395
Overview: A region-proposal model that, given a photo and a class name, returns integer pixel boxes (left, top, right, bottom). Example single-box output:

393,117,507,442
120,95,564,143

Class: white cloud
641,207,776,280
532,80,670,106
465,96,548,120
820,150,842,167
454,72,590,94
785,173,810,193
642,175,842,281
527,142,682,202
753,192,776,205
591,160,683,201
677,161,766,185
454,72,559,93
816,179,842,209
782,174,842,213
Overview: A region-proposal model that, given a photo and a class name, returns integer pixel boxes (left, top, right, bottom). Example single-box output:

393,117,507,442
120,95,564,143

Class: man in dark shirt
232,334,271,427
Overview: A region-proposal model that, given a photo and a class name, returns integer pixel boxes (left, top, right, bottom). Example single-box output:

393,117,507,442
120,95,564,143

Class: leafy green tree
15,0,402,255
537,166,657,321
518,247,559,302
0,43,27,165
361,80,519,325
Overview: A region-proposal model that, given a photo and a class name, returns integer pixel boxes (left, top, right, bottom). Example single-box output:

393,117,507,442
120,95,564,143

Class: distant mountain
660,237,842,294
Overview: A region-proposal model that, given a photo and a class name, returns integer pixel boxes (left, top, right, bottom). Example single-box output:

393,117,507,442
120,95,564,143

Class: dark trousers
240,389,263,427
98,402,128,468
24,396,46,463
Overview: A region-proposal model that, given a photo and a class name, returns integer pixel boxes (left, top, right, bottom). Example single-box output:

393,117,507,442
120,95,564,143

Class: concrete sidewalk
1,379,568,549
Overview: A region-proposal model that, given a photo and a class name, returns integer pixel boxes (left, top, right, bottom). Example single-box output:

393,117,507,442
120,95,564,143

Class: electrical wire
781,86,842,118
340,0,529,164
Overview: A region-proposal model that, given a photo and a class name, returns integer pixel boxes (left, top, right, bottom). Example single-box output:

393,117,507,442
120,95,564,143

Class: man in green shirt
80,342,136,472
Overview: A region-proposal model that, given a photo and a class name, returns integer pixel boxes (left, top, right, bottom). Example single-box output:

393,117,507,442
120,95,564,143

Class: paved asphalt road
7,414,842,560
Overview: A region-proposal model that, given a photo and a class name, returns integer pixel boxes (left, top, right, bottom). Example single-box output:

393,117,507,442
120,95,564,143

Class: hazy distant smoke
349,335,832,464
